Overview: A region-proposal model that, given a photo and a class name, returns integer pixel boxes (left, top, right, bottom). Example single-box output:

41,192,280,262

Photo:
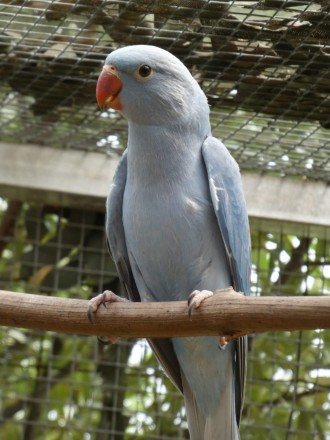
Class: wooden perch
1,288,330,338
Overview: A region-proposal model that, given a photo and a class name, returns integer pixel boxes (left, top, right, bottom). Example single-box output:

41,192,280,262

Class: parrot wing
202,136,251,424
106,150,183,392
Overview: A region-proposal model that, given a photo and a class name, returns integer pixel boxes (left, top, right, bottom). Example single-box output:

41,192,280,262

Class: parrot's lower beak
96,65,123,111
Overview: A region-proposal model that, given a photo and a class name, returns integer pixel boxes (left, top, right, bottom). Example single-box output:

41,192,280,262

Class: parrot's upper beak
96,65,123,111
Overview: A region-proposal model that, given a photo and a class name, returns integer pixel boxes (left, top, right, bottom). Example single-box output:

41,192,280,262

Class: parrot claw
97,336,113,345
88,290,127,323
87,290,128,344
218,335,231,350
188,289,214,318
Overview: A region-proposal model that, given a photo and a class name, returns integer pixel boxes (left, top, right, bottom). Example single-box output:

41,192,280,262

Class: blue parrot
92,45,251,440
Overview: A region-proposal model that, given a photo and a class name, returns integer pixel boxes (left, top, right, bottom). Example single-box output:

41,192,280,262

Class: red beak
96,65,123,111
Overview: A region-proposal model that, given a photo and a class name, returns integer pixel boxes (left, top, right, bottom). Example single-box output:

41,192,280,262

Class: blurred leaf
28,265,54,287
56,246,79,269
42,214,68,244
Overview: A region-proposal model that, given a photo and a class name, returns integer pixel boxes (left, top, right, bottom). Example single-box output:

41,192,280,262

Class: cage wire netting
1,0,330,180
1,0,330,439
0,204,329,439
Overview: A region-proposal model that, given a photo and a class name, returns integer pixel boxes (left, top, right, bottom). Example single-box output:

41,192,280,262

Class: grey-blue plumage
102,45,251,440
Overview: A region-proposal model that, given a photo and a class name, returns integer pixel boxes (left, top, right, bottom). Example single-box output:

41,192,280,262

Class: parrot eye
137,64,152,78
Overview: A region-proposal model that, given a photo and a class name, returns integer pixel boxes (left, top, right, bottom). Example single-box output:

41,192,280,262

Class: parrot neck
126,120,211,186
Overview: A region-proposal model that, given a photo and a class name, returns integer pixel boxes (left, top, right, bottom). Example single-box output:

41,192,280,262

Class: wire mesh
0,201,329,439
1,0,330,181
1,1,330,438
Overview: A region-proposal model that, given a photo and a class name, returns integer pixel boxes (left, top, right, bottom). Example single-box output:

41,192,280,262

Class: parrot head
96,45,209,125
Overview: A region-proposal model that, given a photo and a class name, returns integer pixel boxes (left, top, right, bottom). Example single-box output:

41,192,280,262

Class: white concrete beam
0,142,329,237
0,142,117,211
242,173,330,237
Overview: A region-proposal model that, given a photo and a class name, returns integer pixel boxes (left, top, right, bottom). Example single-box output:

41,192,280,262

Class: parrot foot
187,289,214,318
188,289,233,350
87,290,128,344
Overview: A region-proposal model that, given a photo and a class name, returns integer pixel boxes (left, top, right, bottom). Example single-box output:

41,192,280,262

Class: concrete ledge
0,142,117,211
0,142,329,236
242,173,330,237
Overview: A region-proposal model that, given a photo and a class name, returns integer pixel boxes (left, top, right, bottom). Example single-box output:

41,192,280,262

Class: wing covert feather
202,137,252,425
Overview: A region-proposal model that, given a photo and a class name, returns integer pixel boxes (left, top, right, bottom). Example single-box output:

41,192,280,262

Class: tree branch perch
0,288,329,339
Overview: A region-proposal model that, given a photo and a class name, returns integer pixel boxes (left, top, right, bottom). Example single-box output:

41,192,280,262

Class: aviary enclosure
0,1,329,438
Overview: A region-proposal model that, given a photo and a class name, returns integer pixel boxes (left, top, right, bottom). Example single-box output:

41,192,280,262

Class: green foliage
124,343,188,439
242,229,330,439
